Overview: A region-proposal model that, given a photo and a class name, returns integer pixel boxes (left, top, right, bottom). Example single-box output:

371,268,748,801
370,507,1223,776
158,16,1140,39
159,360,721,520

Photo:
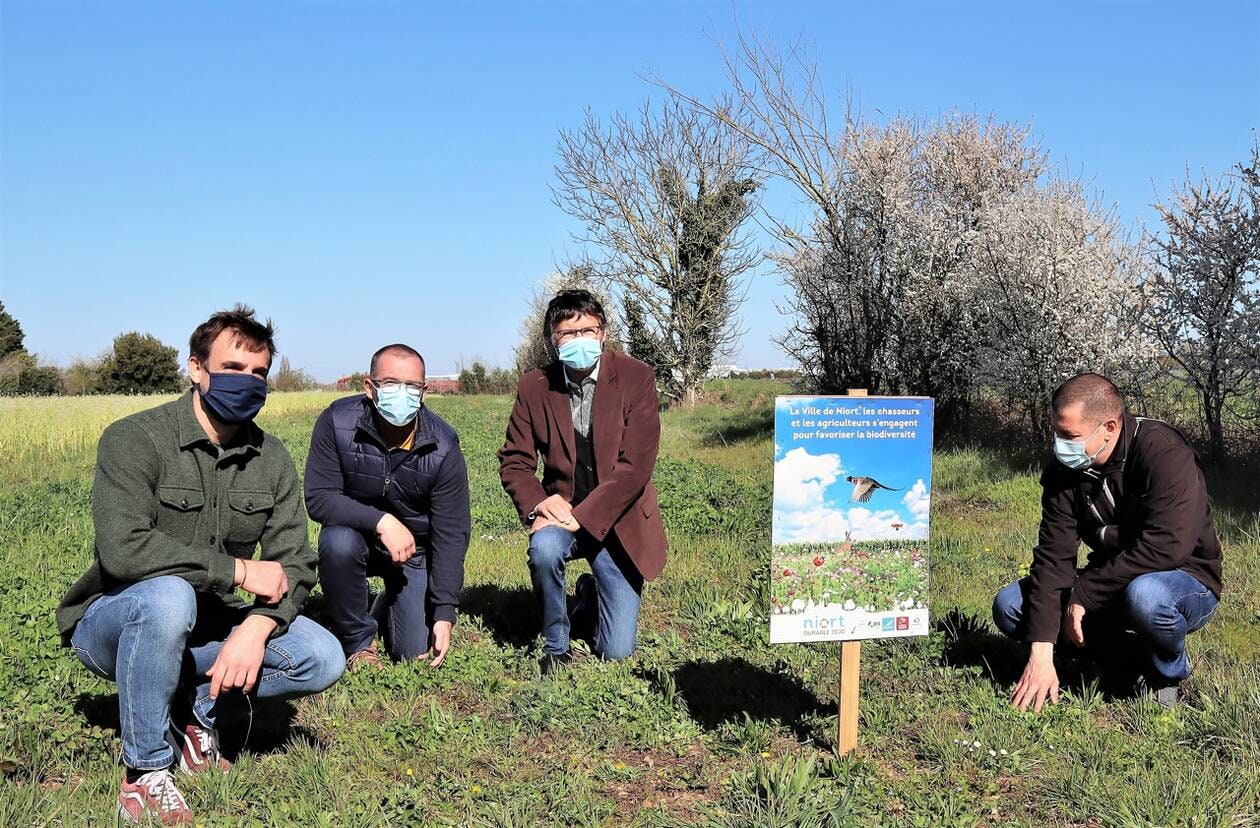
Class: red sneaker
169,717,231,774
116,768,192,824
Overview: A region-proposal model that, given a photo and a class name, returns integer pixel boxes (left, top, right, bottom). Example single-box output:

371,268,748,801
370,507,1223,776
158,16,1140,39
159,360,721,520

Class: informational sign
770,396,934,643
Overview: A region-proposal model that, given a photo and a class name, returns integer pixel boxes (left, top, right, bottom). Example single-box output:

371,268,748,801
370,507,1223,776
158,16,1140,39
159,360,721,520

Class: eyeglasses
553,326,603,344
370,378,426,395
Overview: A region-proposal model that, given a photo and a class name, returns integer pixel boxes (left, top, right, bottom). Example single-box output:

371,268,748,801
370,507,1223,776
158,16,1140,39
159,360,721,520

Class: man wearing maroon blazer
499,290,668,673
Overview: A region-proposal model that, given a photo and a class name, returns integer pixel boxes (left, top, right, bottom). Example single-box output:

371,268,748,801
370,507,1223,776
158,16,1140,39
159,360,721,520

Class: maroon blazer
498,350,668,581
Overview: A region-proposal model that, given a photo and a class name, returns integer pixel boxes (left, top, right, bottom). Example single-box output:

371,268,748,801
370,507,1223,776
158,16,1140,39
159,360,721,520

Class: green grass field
1,383,1257,826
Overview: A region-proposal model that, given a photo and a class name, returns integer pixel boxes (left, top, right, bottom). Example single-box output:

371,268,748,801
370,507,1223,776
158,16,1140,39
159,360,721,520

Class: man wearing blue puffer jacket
304,344,470,669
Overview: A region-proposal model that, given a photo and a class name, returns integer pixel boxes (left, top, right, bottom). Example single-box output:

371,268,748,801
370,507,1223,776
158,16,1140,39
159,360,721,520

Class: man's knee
127,576,197,636
527,526,573,573
992,581,1025,639
318,525,369,568
1124,574,1179,631
599,632,637,661
287,618,347,692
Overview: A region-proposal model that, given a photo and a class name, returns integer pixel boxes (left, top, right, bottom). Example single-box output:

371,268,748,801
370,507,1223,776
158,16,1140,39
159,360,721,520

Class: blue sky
2,1,1256,380
773,396,935,543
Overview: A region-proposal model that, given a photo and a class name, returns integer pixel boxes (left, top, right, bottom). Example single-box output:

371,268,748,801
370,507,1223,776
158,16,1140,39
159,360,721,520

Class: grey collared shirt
565,361,599,437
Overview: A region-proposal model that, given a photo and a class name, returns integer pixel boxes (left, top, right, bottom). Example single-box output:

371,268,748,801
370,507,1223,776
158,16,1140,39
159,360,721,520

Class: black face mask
200,372,268,424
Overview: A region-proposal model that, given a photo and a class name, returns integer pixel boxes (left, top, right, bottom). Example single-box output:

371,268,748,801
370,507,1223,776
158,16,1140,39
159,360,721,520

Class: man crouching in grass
56,306,345,824
499,289,669,675
993,373,1223,712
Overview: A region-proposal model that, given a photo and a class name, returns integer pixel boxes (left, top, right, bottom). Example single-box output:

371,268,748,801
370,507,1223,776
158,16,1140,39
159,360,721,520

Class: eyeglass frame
368,377,427,395
552,325,604,344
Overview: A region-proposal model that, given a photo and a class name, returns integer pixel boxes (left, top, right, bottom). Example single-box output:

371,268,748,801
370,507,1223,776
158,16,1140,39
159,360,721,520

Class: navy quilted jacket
303,394,470,622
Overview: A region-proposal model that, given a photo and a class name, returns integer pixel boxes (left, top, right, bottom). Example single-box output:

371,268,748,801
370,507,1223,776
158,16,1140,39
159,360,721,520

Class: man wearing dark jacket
994,373,1223,710
499,290,668,674
304,344,470,669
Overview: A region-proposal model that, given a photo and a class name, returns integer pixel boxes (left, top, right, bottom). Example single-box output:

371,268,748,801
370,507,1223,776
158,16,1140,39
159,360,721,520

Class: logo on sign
896,616,909,631
881,617,895,632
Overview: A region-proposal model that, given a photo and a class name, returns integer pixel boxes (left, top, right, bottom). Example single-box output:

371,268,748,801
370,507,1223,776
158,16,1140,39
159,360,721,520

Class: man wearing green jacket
57,306,345,825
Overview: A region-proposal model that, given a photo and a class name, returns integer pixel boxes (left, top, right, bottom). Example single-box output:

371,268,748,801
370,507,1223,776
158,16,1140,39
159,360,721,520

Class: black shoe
539,651,572,677
1136,676,1179,708
1154,686,1179,708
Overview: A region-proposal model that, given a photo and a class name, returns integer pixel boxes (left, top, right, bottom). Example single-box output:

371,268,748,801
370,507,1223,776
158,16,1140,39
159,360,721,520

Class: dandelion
405,767,414,777
613,761,627,771
759,751,771,758
471,785,482,795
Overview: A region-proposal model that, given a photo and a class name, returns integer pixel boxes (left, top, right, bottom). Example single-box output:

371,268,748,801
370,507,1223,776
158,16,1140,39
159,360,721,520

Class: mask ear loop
1087,422,1113,464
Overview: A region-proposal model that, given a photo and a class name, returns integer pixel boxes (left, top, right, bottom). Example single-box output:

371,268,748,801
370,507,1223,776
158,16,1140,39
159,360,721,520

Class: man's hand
530,515,564,534
377,513,416,565
206,615,276,699
1011,641,1059,713
420,620,453,668
1065,603,1087,647
237,559,288,605
534,494,574,525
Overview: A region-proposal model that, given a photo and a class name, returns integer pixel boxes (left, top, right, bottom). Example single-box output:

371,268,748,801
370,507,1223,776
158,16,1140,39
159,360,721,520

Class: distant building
427,376,461,395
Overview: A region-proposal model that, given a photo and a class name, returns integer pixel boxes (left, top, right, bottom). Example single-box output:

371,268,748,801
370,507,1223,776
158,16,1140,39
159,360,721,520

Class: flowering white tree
663,36,1150,428
1143,146,1260,464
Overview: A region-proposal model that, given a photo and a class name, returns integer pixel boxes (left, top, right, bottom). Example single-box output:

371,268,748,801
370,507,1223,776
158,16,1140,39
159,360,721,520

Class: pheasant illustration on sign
845,475,902,503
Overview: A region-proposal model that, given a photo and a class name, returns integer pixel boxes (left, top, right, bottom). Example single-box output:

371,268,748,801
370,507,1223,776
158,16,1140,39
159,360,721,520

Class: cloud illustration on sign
902,479,930,519
773,447,843,511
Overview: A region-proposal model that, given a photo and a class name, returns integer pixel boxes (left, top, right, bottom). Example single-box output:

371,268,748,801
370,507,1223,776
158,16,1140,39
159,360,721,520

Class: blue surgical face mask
372,381,423,427
200,372,268,425
558,336,603,371
1053,421,1109,470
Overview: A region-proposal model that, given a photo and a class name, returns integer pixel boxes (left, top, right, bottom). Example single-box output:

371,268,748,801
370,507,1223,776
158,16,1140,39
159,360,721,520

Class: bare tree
1144,146,1260,465
514,262,624,376
553,99,761,407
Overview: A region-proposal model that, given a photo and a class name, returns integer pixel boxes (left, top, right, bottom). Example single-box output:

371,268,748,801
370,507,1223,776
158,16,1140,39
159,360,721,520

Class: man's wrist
233,558,245,587
236,614,279,639
1030,641,1054,660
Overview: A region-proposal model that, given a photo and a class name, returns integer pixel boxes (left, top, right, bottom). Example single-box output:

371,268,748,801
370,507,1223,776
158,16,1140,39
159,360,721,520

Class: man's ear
188,356,204,387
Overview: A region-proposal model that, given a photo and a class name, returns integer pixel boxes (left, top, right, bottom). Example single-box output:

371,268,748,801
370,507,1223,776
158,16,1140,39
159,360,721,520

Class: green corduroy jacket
57,391,316,645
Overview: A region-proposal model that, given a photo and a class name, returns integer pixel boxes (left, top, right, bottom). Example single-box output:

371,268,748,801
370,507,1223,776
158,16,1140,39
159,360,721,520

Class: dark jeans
527,525,643,660
992,570,1219,685
318,525,433,661
70,576,344,770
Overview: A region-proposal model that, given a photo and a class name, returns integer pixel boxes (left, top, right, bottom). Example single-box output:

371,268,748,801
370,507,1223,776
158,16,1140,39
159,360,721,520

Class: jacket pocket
157,485,205,512
227,490,275,546
156,485,205,539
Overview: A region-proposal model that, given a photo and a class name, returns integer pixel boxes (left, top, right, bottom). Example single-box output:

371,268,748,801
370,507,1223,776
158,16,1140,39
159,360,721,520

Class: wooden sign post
837,388,867,756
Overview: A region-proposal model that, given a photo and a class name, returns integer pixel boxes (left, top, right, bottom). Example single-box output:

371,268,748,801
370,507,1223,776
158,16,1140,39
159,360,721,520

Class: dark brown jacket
1024,411,1224,642
498,350,668,580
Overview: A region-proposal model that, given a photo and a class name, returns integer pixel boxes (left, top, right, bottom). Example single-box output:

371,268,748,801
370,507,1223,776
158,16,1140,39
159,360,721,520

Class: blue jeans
992,570,1219,684
527,525,643,660
70,576,345,771
318,525,432,660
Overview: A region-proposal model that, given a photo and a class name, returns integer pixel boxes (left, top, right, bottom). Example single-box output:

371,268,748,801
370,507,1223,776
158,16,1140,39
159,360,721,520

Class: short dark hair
1051,373,1125,422
370,343,425,377
189,305,276,367
545,289,606,336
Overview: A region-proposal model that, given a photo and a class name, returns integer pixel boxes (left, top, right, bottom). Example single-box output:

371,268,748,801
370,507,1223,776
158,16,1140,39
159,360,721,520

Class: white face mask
1053,421,1109,470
